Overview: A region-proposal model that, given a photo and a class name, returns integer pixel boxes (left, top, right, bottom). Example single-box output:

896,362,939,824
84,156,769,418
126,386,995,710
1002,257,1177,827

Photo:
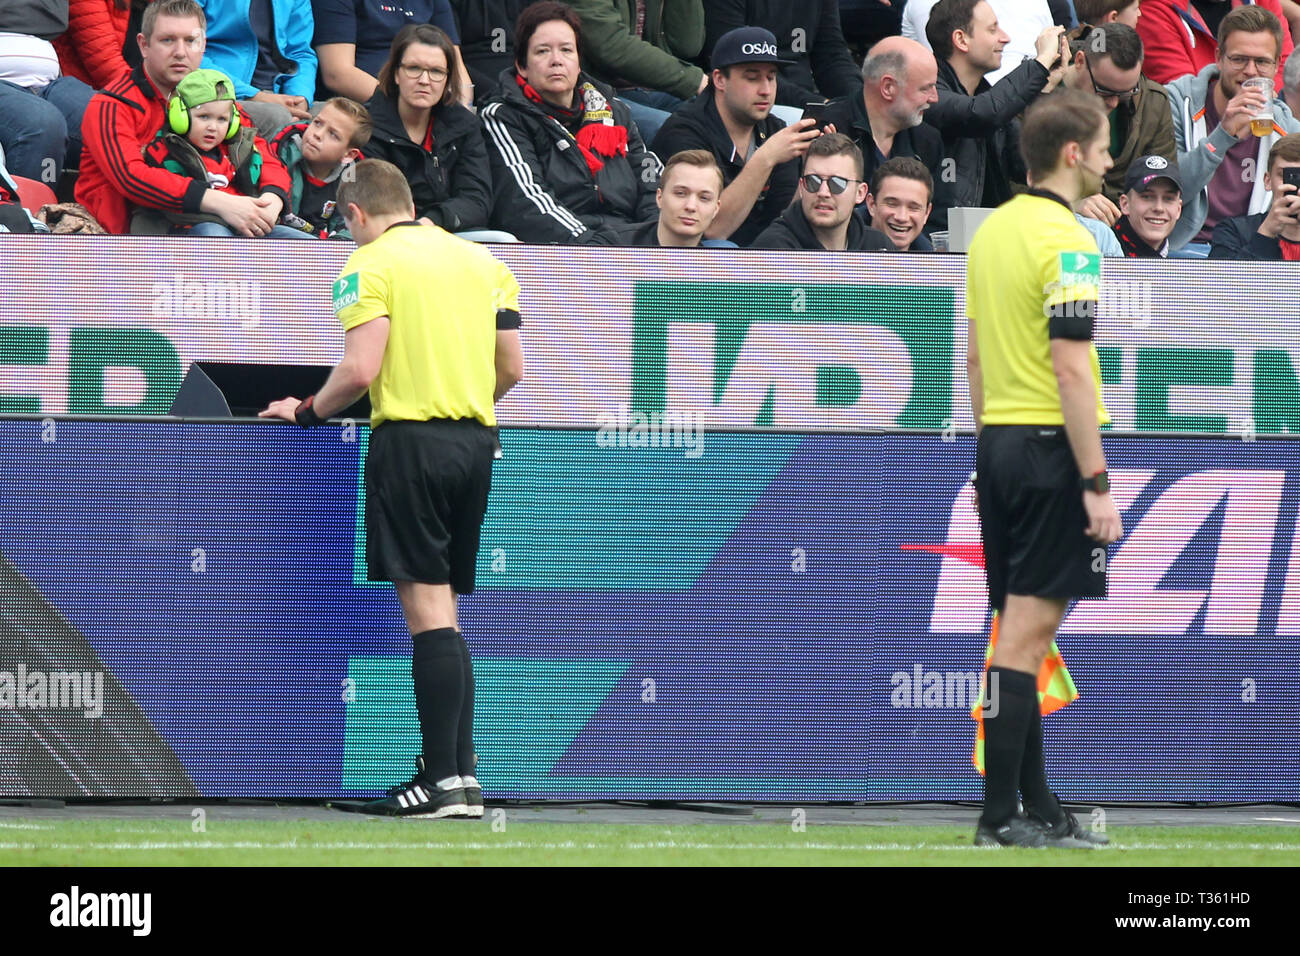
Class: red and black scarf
515,73,628,176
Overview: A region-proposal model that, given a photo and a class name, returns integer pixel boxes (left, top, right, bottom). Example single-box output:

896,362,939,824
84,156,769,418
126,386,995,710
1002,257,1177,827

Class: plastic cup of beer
1244,77,1275,136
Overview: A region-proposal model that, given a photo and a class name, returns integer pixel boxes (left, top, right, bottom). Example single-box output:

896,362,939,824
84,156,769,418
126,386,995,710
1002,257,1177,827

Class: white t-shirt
0,32,61,88
901,0,1055,85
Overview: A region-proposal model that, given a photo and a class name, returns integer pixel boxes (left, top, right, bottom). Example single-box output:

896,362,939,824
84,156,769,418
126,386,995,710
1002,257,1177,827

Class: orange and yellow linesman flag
971,611,1079,774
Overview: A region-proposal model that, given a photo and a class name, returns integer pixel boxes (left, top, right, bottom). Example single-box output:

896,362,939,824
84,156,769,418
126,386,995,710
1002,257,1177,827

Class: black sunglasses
800,173,860,195
1084,55,1139,100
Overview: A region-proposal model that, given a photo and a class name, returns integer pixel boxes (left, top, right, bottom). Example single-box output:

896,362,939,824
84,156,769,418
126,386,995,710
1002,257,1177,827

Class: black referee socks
1019,699,1066,827
455,631,476,777
979,666,1038,829
411,627,463,782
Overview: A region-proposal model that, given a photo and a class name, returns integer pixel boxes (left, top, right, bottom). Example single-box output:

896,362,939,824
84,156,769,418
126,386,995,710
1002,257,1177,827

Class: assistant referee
966,89,1123,849
262,159,524,818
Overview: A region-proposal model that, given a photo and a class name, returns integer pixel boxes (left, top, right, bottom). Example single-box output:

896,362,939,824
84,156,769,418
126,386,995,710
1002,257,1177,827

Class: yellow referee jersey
332,223,520,427
967,192,1110,426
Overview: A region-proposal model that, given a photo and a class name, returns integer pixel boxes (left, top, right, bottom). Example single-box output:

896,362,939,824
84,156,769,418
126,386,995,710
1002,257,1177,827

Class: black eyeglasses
1084,56,1139,101
1224,53,1278,72
399,63,449,81
800,173,860,195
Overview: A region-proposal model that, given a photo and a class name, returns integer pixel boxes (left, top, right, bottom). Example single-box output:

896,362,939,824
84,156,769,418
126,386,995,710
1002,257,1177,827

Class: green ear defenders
167,68,240,141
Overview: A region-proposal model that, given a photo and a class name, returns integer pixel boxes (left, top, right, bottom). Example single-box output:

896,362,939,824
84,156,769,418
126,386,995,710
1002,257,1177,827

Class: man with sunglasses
1060,23,1175,226
1165,5,1300,253
751,132,894,250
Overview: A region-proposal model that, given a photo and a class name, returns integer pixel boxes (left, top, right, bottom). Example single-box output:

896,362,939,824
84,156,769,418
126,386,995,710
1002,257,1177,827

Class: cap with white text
711,26,796,71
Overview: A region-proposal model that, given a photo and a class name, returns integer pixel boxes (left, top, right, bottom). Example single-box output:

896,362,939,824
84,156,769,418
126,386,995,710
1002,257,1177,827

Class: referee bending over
966,89,1123,849
262,159,524,818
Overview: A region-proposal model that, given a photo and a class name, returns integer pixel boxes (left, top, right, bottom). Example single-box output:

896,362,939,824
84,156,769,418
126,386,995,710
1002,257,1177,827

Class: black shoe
461,774,484,819
359,758,469,818
975,813,1095,849
1032,805,1111,846
975,813,1051,847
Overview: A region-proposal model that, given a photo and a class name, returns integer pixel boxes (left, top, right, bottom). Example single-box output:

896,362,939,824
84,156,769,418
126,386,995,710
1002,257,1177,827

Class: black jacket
593,219,664,246
821,90,949,229
449,0,530,103
924,55,1043,227
362,89,492,232
651,87,798,246
1209,213,1285,261
702,1,861,108
751,200,893,251
479,71,661,243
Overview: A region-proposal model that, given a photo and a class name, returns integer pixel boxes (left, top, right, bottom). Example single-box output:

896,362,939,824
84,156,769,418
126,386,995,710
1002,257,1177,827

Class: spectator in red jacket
77,0,291,233
54,0,144,89
1137,0,1294,89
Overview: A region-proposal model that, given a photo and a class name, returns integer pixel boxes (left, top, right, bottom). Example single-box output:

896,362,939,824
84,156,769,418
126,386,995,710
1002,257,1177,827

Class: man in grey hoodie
1165,4,1300,254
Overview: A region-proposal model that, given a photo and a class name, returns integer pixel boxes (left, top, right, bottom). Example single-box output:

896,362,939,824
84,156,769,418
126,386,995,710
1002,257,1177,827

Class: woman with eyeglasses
363,23,492,233
313,0,475,106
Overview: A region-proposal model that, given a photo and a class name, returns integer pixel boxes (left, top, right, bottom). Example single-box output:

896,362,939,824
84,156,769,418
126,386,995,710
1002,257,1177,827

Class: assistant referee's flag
971,612,1079,774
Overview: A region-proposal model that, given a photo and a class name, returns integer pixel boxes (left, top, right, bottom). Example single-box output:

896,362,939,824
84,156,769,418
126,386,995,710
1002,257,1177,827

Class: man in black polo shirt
1114,154,1183,257
651,26,820,246
820,35,949,228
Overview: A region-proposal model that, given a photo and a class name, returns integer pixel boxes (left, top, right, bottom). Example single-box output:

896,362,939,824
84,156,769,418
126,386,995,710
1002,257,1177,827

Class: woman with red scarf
479,0,661,243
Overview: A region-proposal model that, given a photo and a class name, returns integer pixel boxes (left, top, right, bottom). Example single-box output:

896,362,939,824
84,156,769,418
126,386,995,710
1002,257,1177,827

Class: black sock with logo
979,666,1037,829
411,627,462,783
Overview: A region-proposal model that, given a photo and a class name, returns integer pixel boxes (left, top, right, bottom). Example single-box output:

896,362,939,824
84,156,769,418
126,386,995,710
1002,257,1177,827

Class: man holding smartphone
922,0,1066,230
1209,133,1300,258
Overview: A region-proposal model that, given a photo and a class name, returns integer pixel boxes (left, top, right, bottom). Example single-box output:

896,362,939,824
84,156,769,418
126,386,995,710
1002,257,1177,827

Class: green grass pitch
2,818,1298,866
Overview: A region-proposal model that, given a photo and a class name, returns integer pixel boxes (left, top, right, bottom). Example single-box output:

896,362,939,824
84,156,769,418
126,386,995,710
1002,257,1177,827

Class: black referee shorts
976,424,1107,613
364,418,496,593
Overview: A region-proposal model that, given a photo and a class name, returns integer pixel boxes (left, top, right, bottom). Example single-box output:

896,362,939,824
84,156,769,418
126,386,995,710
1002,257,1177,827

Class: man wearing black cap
1113,154,1183,258
650,25,821,245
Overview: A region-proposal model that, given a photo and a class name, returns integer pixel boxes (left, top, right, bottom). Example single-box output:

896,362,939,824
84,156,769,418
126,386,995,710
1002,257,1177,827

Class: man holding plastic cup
1165,5,1300,256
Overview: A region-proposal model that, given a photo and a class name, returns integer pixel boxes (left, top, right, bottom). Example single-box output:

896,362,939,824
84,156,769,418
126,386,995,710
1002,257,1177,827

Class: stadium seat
11,176,56,214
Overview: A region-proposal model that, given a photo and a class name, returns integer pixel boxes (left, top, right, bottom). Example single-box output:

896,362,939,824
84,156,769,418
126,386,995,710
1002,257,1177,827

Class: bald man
820,36,950,229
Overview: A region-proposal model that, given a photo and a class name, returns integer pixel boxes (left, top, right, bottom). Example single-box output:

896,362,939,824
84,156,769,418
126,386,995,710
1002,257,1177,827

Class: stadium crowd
2,0,1300,259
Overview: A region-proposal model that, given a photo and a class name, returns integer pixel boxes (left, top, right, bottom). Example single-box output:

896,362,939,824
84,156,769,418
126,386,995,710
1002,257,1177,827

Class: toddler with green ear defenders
140,68,305,238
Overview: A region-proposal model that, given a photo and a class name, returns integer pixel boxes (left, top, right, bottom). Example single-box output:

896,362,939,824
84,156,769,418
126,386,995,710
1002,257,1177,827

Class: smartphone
1283,167,1300,193
803,102,829,131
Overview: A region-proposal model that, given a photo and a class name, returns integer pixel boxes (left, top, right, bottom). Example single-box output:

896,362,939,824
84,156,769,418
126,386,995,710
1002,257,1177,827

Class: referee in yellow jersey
261,159,524,819
966,89,1123,849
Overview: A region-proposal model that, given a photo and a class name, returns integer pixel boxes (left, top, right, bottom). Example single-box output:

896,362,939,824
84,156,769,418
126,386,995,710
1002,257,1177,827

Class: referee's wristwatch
1080,470,1110,494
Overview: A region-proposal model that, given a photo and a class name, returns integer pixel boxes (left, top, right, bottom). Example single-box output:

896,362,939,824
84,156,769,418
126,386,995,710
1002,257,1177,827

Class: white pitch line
0,841,1297,852
1254,817,1300,824
0,823,53,830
